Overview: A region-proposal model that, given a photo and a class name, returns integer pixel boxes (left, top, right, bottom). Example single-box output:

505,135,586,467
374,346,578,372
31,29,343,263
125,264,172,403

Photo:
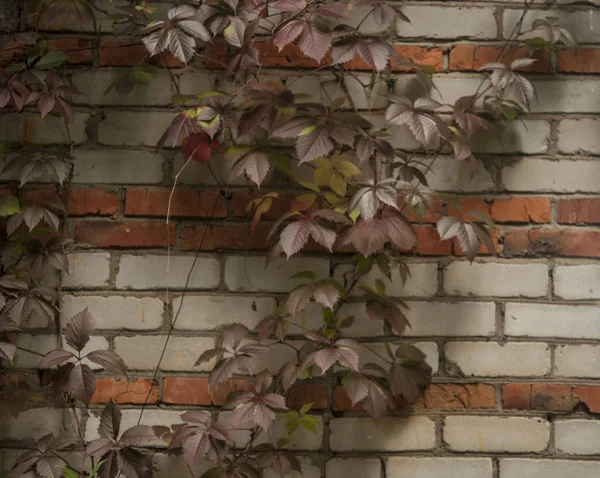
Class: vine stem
137,186,224,425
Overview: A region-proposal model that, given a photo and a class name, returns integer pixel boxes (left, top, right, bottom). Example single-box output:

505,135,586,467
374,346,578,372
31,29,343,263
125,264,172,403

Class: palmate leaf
479,61,535,110
228,151,270,187
286,280,341,315
340,212,417,257
349,183,399,220
63,307,95,352
142,6,210,63
66,362,96,404
342,372,391,419
436,216,495,261
279,219,337,257
170,411,229,467
85,350,127,375
386,97,441,149
0,340,16,363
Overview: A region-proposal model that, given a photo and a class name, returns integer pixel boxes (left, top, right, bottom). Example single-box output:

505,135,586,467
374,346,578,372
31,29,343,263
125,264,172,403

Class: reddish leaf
182,132,220,164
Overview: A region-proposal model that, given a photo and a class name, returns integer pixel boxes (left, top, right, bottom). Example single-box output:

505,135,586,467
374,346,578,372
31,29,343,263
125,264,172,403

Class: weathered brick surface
3,1,600,475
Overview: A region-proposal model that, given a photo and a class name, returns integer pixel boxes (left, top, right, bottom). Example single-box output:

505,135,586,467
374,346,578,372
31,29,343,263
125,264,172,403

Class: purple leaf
66,363,96,405
63,307,95,352
39,349,75,369
85,350,127,375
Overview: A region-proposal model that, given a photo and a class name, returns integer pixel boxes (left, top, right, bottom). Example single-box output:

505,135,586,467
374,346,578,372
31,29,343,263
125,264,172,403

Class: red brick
164,378,256,406
333,386,364,412
287,383,327,410
179,223,271,251
163,377,211,405
531,384,573,411
210,379,254,406
420,383,496,409
99,39,184,67
74,220,175,247
231,191,295,219
92,378,157,404
491,198,551,224
453,228,498,256
557,49,600,73
558,199,600,225
573,386,600,413
503,229,600,258
450,45,551,72
412,225,452,255
68,189,120,216
502,384,531,410
125,189,226,218
48,38,93,64
207,43,442,72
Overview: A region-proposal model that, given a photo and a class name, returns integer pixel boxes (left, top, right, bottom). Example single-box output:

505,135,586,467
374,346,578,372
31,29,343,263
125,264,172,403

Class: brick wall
2,1,600,477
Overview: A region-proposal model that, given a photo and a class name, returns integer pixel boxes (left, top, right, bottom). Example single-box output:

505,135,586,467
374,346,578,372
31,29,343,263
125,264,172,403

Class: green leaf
201,468,225,478
286,416,300,435
354,257,373,276
375,279,386,295
62,467,79,478
323,328,336,339
292,270,316,281
0,196,20,217
132,68,152,85
36,51,68,70
300,414,319,433
418,64,437,75
299,402,313,415
270,153,291,175
171,94,197,105
297,180,321,193
322,308,335,325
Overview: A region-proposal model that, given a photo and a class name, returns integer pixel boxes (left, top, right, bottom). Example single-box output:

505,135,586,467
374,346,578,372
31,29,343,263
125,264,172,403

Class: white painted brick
61,295,164,330
558,119,600,154
500,459,600,478
116,254,220,289
387,458,493,478
172,294,277,330
420,156,495,193
336,303,385,337
431,77,482,107
471,120,550,154
322,75,389,110
444,416,549,452
554,265,600,299
72,149,164,184
114,335,215,371
329,417,435,451
172,152,245,186
221,411,323,450
335,262,438,297
178,71,220,96
396,7,497,39
224,256,329,292
327,458,380,478
503,9,600,43
153,454,214,478
555,420,600,455
371,115,421,150
404,301,496,337
444,262,548,297
0,408,70,441
62,252,111,288
85,408,182,445
445,342,551,377
428,78,600,114
355,341,439,374
502,159,600,193
98,111,175,146
347,5,388,34
532,80,600,113
72,69,175,106
505,303,600,339
0,113,88,144
555,345,600,378
10,334,108,369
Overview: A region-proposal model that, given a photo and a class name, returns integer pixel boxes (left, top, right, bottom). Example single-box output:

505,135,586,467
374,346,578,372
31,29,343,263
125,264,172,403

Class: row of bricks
55,251,600,300
18,187,600,225
9,333,600,378
1,448,599,478
3,405,600,455
68,220,600,258
3,113,600,157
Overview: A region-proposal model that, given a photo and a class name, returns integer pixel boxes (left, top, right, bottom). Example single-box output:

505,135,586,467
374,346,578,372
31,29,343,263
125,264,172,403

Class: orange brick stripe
503,384,600,413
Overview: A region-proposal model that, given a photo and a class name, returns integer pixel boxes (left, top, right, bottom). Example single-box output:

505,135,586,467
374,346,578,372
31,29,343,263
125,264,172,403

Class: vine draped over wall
0,0,590,477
